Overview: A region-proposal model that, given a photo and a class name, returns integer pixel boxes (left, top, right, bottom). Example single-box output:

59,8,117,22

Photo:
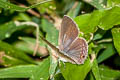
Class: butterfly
40,15,88,64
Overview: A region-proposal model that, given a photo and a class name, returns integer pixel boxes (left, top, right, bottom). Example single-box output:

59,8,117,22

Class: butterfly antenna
40,36,59,53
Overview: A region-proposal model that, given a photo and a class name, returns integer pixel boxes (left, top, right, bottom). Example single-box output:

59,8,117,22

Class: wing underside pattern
59,16,88,64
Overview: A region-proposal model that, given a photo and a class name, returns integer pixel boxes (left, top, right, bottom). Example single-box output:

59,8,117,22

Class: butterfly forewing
59,16,79,52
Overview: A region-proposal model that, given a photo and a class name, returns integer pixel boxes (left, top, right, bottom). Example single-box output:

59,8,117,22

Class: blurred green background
0,0,120,80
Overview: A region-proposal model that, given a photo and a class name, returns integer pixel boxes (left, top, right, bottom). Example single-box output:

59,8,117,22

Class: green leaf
14,41,34,55
83,33,93,42
60,58,92,80
99,6,120,30
30,58,50,80
99,65,120,80
0,0,52,12
74,10,102,34
0,21,30,40
0,52,29,66
67,2,82,18
93,29,106,40
74,6,120,32
92,58,101,80
14,37,46,56
83,0,105,9
0,78,20,80
49,55,58,79
54,73,65,80
0,22,19,40
97,43,116,63
0,65,37,78
93,44,105,56
0,40,35,65
36,1,56,14
14,13,31,21
112,28,120,55
88,42,95,55
41,18,59,46
86,72,95,80
107,0,120,7
41,18,59,78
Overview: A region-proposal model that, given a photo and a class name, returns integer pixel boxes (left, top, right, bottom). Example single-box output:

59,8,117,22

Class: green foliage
74,10,102,34
112,28,120,55
0,0,52,12
99,65,120,80
60,58,92,80
0,0,120,80
41,18,59,45
92,58,101,80
83,0,105,9
97,43,116,63
0,65,37,78
99,6,120,30
0,40,36,66
30,58,50,80
0,58,50,80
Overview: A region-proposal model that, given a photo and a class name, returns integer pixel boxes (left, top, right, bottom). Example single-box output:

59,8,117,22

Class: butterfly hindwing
65,38,88,64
